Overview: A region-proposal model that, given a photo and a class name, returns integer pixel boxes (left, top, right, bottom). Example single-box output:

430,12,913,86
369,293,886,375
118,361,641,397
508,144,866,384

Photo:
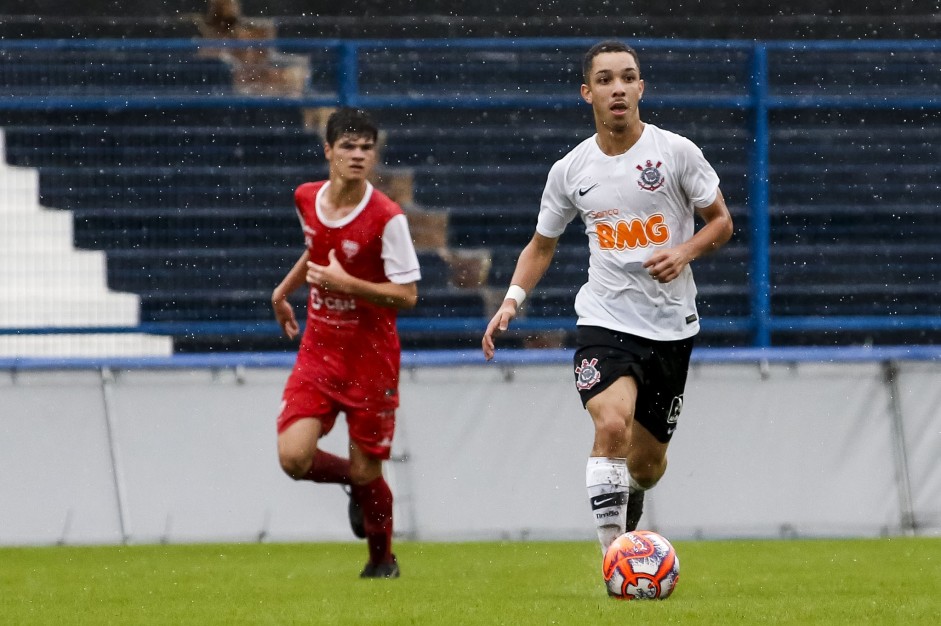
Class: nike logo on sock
590,491,627,509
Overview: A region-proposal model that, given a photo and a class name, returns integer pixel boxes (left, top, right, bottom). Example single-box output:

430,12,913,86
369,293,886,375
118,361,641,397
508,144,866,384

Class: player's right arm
481,232,559,360
271,250,310,339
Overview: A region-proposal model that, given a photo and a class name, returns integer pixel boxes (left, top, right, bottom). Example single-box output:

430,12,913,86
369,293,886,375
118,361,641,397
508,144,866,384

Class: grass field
1,537,939,625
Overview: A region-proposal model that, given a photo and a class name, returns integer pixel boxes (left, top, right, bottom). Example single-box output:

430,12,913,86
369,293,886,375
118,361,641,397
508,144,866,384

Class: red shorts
276,376,396,460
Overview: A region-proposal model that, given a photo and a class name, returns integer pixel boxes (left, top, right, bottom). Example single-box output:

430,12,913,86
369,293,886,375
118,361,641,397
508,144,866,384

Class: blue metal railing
748,44,772,347
2,344,940,372
1,38,940,348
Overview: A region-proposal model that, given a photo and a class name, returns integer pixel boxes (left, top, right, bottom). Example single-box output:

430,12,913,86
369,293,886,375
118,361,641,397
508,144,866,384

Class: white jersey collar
590,123,649,158
315,181,374,228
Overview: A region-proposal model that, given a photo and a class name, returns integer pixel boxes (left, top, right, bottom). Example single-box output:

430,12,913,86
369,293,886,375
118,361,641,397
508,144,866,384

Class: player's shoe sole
343,486,366,539
360,555,400,579
625,489,645,532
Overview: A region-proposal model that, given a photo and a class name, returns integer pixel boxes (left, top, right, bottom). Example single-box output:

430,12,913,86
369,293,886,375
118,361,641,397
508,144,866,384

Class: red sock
352,476,393,565
302,449,351,484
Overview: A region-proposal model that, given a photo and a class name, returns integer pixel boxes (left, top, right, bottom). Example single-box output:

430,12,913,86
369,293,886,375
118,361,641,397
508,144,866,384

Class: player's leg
349,442,397,577
585,376,637,551
277,416,355,483
622,335,694,532
623,419,669,532
276,382,363,537
347,407,399,578
278,416,321,477
276,376,351,483
626,418,669,489
586,378,670,547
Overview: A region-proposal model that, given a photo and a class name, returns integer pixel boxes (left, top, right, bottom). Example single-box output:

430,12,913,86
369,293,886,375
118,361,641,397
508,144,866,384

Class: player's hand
306,249,351,292
481,299,518,361
643,248,691,283
272,297,299,339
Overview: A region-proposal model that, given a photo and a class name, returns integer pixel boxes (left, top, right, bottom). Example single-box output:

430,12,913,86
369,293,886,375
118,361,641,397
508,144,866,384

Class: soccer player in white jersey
482,41,733,554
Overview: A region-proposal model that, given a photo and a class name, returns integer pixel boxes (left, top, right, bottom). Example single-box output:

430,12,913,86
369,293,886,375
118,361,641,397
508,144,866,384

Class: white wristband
505,284,527,306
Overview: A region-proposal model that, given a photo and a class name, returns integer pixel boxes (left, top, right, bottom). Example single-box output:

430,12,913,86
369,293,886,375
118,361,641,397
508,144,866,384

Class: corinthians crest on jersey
636,159,665,191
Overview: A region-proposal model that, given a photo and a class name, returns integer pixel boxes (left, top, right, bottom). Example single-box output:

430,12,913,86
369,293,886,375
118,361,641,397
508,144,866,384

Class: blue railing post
337,41,359,107
748,43,772,347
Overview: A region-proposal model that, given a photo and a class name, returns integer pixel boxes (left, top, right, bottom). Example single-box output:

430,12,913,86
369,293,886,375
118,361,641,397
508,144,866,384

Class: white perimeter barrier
0,348,938,545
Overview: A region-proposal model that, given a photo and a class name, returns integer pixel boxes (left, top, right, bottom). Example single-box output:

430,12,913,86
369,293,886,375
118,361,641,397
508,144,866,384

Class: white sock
586,457,629,553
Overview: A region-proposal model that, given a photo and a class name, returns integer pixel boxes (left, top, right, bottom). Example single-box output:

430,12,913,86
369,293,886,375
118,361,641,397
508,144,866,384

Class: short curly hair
582,40,641,83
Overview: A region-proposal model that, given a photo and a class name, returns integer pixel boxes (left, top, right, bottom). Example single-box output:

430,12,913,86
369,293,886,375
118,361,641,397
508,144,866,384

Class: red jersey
292,181,406,409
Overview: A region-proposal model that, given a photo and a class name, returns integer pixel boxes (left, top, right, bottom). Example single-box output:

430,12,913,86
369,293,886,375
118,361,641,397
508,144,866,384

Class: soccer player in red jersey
272,108,421,578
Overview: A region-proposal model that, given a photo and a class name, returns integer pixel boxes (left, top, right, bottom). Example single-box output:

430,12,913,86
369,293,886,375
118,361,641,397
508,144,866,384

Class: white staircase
0,129,172,358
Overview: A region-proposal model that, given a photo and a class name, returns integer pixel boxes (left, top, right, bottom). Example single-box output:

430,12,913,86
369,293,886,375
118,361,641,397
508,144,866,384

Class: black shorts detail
574,326,694,444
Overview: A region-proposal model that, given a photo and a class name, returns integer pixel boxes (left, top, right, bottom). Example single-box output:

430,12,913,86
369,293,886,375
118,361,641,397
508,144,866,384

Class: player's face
581,51,644,130
324,133,377,182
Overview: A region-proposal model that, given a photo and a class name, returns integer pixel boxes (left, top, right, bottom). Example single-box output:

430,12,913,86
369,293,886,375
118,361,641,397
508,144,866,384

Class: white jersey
536,123,720,341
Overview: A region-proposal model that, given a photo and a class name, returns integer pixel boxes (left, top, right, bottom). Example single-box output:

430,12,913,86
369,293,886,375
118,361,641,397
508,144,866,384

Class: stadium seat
1,41,938,352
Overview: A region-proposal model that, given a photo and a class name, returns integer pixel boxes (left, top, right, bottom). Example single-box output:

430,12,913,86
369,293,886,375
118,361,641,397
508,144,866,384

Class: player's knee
594,412,630,448
278,450,311,480
349,463,382,486
630,468,661,490
628,457,666,489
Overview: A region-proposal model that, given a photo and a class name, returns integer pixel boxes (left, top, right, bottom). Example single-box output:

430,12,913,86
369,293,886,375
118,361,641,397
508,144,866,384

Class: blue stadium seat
0,51,233,96
3,43,939,350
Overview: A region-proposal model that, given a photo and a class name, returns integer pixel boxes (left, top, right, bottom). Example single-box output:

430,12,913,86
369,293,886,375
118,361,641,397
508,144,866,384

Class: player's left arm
643,189,734,283
306,249,418,309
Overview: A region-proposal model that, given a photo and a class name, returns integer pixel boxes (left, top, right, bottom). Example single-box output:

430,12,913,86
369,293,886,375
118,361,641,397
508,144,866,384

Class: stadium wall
1,353,938,546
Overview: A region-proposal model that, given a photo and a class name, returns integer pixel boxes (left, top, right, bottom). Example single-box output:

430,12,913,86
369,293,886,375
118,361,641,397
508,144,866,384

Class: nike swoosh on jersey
578,183,600,196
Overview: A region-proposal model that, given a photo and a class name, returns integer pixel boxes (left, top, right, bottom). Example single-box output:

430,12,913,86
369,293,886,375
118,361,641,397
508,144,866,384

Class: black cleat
344,486,366,539
360,555,400,579
625,489,645,532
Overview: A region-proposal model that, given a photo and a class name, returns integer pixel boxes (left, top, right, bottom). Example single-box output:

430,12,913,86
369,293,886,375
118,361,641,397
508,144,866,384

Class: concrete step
0,293,141,326
0,249,109,290
0,165,41,208
0,208,74,250
0,333,172,358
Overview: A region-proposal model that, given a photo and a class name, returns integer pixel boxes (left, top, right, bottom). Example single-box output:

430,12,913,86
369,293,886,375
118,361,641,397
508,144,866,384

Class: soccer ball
602,530,680,600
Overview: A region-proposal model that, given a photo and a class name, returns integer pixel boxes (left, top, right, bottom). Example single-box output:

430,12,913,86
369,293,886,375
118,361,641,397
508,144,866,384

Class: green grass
1,537,939,625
